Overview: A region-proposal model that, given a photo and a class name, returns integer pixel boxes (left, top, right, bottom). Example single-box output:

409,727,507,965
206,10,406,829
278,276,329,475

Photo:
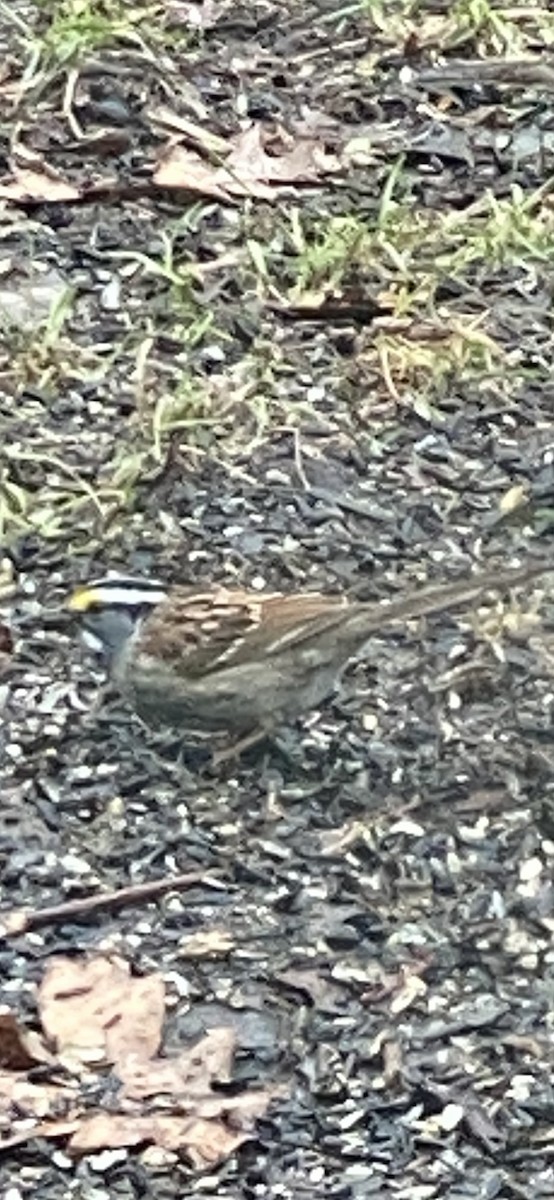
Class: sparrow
66,560,548,759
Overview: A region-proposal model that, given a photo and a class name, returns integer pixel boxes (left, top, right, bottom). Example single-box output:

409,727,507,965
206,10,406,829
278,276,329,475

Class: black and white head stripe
67,575,168,612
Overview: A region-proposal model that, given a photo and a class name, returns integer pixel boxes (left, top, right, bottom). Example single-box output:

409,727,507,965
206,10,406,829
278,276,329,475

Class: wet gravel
2,0,554,1195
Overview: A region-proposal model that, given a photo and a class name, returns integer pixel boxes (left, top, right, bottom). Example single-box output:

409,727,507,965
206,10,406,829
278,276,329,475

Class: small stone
439,1103,464,1131
519,856,543,882
89,1149,129,1171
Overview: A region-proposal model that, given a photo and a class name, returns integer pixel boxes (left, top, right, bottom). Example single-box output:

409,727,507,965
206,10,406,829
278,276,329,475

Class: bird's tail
347,559,549,640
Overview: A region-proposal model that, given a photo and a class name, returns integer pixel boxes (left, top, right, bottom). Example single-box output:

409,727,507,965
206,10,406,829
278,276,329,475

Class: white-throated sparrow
67,560,548,757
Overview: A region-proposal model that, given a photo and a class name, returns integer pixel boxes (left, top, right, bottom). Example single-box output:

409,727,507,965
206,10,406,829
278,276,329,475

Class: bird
67,560,548,761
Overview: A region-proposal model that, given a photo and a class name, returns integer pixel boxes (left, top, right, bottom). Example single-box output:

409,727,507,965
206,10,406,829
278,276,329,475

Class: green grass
0,0,175,101
35,0,161,64
0,287,110,394
448,0,526,52
257,175,554,400
348,0,554,54
2,0,554,550
279,186,554,322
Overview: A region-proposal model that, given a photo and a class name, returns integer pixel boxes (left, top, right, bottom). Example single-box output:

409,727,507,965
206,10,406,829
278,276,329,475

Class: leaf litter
2,0,554,1195
0,956,276,1166
0,122,342,207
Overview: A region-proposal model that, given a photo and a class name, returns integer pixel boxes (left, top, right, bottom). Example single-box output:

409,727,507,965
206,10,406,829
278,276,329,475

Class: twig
414,58,554,92
0,871,226,937
292,427,311,493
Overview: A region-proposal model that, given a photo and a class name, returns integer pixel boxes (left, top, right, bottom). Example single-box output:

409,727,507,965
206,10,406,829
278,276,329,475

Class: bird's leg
210,725,272,767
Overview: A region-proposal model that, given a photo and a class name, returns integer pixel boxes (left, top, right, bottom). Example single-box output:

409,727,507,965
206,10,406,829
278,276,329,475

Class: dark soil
2,1,554,1197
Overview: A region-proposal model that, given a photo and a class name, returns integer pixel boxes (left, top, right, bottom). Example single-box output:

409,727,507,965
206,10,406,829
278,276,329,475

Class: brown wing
137,587,351,679
135,561,549,679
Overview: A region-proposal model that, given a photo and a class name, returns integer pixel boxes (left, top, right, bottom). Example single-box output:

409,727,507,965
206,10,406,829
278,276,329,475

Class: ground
1,0,554,1196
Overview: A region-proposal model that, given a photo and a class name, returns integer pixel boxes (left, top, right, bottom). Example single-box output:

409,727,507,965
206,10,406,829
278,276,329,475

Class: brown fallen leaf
0,1119,81,1153
153,142,269,200
226,124,341,185
0,1010,52,1070
185,1089,279,1123
1,955,279,1168
154,121,341,201
0,163,79,203
118,1027,235,1100
38,956,165,1068
68,1092,273,1166
0,1071,78,1119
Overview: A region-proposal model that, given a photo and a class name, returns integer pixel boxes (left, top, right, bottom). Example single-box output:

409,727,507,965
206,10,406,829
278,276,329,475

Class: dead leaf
0,1072,77,1119
178,929,235,958
38,956,165,1067
1,956,277,1168
67,1110,255,1166
0,1011,51,1070
0,163,79,203
154,122,341,201
153,142,270,200
0,1119,81,1152
118,1027,235,1100
227,124,341,186
186,1089,278,1123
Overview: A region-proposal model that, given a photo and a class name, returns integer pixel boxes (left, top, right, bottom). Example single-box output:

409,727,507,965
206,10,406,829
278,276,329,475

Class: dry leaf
0,1119,81,1152
0,1072,77,1119
154,122,340,201
0,164,79,203
38,956,165,1067
118,1027,235,1100
178,928,235,958
1,956,277,1168
227,124,340,185
0,1010,51,1070
153,142,270,200
68,1110,253,1166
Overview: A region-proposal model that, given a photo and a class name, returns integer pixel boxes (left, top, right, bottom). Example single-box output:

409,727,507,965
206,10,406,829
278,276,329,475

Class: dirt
1,1,554,1196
